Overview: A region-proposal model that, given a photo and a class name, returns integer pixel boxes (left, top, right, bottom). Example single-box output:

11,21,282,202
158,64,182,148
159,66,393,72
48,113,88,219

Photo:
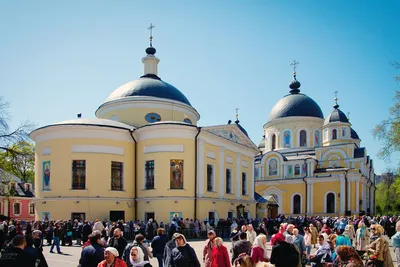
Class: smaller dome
289,76,301,93
350,127,360,140
324,108,349,125
258,135,265,149
145,46,156,55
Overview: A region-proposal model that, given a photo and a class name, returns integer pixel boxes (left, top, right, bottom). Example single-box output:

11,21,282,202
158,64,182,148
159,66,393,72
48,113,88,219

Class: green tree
0,141,35,183
372,62,400,161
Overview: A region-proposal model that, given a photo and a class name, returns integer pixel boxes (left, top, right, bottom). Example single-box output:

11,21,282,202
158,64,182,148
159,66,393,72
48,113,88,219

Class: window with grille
226,169,232,194
72,160,86,190
13,202,20,215
145,160,155,189
111,162,124,191
207,164,214,192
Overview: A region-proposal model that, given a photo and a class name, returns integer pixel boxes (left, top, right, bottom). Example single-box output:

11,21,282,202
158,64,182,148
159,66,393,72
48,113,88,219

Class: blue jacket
294,234,306,253
151,234,168,255
79,244,104,267
392,232,400,248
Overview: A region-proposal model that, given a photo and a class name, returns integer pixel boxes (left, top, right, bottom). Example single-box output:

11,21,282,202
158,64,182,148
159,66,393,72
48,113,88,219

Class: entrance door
236,204,245,218
110,211,125,222
145,212,155,222
71,212,86,222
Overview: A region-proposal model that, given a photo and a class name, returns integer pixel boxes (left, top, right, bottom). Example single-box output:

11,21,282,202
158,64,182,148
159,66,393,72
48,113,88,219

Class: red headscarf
270,232,285,246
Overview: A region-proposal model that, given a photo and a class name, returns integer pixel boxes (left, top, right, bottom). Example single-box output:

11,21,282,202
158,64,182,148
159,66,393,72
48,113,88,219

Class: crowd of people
0,215,399,267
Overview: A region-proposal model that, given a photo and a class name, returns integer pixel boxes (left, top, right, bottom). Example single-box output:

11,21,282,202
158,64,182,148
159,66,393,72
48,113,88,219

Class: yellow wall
100,107,197,127
35,200,134,221
35,138,134,198
136,138,195,198
197,199,256,221
313,182,340,213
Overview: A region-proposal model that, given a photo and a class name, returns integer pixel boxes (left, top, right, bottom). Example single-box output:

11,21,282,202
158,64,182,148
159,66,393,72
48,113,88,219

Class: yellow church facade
30,38,259,223
254,72,376,218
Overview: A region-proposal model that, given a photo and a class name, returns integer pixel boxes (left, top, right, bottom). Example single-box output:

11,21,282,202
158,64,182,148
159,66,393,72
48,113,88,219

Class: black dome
235,121,249,137
106,75,192,106
268,93,324,121
350,127,360,139
324,108,349,125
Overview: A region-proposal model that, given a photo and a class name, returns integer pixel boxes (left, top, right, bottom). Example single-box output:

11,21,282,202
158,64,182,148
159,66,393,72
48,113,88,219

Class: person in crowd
194,219,200,238
98,247,127,267
365,224,394,267
79,233,105,267
246,224,257,245
321,223,332,236
304,227,312,265
50,222,63,254
45,222,53,246
146,219,155,241
310,224,319,248
82,221,93,245
151,228,167,267
122,234,152,267
32,230,48,267
233,254,255,267
347,220,356,245
127,246,150,267
251,234,269,264
392,220,400,267
310,234,332,266
293,228,306,266
169,233,200,267
270,231,300,267
284,224,295,244
335,225,352,247
163,232,180,267
355,220,370,257
329,245,364,267
213,237,231,267
108,228,128,259
232,231,252,264
203,230,217,267
0,235,36,266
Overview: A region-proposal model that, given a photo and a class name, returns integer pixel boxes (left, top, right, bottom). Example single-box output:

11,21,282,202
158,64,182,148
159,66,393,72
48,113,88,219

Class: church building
254,67,376,218
30,30,259,223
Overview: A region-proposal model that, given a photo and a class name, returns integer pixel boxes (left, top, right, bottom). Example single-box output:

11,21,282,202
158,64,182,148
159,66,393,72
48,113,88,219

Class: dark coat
231,240,252,264
0,246,36,267
169,244,200,267
108,236,128,259
79,244,104,267
270,242,300,267
163,239,177,267
151,235,167,256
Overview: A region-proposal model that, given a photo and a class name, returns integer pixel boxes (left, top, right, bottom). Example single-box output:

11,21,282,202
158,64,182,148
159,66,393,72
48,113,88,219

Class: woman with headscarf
270,232,300,267
212,237,230,267
127,246,150,267
97,247,127,267
251,234,269,264
335,225,352,247
333,245,364,267
365,224,394,267
309,234,332,267
355,221,370,257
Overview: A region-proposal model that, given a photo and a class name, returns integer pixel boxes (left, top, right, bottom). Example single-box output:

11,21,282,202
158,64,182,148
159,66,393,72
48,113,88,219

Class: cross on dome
148,23,155,47
333,90,339,109
290,60,300,74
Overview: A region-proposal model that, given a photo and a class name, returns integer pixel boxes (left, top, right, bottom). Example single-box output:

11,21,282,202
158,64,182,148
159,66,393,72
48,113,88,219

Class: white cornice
133,124,198,141
30,126,133,143
96,96,200,121
263,117,324,129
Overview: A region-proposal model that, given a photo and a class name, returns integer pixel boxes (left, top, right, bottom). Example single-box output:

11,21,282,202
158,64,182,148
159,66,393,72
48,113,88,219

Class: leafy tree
375,171,400,215
372,62,400,161
0,141,35,183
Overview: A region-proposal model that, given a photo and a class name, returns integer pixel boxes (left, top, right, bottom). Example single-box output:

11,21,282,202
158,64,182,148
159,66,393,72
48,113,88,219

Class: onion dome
268,72,323,121
324,97,349,125
258,135,266,149
145,46,156,55
350,127,360,140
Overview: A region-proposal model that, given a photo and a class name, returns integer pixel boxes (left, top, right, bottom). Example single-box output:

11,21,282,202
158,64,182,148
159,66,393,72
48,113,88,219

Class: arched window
294,164,300,175
326,193,335,213
300,130,307,147
271,134,276,151
293,194,301,214
332,129,337,140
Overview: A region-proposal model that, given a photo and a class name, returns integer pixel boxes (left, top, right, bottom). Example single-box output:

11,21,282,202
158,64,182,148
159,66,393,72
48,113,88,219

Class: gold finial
347,112,350,121
148,23,155,46
235,108,239,122
333,90,339,108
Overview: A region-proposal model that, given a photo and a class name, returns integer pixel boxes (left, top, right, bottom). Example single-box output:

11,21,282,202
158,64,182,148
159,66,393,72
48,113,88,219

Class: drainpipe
302,159,308,216
129,130,137,221
194,127,202,220
344,169,348,215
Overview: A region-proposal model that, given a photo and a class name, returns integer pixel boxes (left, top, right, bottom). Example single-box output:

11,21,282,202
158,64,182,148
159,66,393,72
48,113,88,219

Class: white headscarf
253,234,268,259
129,246,150,267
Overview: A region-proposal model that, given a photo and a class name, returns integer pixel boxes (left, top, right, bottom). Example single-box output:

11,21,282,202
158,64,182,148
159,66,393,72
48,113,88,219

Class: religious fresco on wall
315,130,320,146
42,212,50,221
302,163,307,175
42,161,51,190
170,160,184,189
170,212,182,222
268,159,278,176
284,131,291,148
288,165,293,177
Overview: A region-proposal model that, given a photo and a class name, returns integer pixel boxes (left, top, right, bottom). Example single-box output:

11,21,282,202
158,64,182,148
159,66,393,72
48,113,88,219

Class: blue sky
0,1,399,174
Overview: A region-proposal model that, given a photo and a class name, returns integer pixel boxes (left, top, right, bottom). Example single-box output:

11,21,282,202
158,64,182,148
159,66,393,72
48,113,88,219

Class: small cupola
322,92,352,145
141,23,160,77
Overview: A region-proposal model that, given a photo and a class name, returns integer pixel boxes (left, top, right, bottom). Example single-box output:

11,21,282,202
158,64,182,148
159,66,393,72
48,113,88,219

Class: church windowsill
110,189,126,192
142,188,156,191
69,189,88,191
168,188,186,190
